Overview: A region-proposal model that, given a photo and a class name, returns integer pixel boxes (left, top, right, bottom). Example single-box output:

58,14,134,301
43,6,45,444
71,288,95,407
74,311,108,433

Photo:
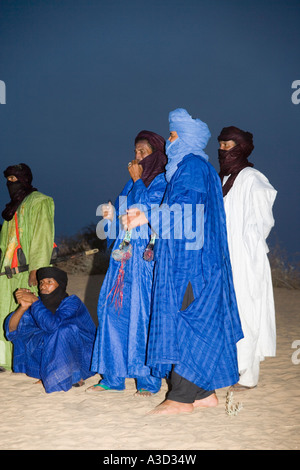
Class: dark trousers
167,371,215,404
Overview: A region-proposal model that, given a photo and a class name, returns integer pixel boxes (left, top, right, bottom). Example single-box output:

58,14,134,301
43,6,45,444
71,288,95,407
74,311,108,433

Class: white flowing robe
223,167,277,382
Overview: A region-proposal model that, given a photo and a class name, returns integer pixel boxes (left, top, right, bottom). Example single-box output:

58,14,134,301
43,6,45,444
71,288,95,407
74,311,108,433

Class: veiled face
219,140,236,151
168,131,178,142
39,278,59,294
135,140,153,161
6,175,18,182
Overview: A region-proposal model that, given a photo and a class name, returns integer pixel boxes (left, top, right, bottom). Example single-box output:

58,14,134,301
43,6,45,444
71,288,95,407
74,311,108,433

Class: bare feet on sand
86,384,110,393
193,393,218,408
72,379,85,388
148,400,194,415
230,383,257,392
135,389,155,398
148,393,218,415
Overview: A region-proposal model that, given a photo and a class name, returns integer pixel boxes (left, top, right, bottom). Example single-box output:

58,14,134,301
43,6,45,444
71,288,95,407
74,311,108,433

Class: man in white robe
218,126,277,390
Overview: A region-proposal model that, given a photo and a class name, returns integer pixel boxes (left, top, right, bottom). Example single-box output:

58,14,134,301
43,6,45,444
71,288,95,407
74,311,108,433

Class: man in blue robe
5,266,96,393
88,131,167,396
123,109,243,414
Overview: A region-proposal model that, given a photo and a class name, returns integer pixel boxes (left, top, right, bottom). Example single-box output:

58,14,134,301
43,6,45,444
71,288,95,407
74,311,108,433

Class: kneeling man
5,267,96,393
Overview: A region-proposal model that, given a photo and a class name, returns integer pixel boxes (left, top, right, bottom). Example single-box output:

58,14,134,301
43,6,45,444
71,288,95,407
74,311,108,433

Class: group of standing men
0,108,277,415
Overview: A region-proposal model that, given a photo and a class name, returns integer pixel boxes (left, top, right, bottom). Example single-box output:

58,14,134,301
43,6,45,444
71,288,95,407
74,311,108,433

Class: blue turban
165,108,211,182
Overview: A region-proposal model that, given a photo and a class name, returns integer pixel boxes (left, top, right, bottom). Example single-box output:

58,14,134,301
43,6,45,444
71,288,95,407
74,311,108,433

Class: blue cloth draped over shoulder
5,295,96,393
91,173,167,378
147,154,243,390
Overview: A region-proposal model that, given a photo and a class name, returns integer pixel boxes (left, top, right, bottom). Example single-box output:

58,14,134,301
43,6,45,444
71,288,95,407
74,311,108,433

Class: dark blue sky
0,0,299,259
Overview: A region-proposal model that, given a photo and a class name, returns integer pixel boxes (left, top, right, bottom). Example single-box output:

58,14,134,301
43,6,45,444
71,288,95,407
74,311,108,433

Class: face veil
36,267,68,314
218,126,254,196
2,163,37,221
134,130,167,187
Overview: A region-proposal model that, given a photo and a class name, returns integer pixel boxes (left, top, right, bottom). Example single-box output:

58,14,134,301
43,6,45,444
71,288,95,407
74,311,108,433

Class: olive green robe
0,191,55,370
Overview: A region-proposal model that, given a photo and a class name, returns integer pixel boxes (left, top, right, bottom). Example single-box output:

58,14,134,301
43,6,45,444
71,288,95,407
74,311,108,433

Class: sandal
86,383,124,393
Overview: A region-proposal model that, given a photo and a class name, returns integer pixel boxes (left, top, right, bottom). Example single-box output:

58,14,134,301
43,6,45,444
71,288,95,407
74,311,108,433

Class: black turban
134,130,167,187
37,267,68,290
217,126,254,197
4,163,34,185
217,126,254,158
36,267,68,313
2,163,37,221
135,130,165,153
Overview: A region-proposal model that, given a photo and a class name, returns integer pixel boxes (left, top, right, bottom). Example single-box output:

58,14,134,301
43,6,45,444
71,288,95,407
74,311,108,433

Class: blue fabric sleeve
5,308,39,341
147,158,207,240
127,177,166,210
30,297,82,333
4,312,18,341
107,175,167,246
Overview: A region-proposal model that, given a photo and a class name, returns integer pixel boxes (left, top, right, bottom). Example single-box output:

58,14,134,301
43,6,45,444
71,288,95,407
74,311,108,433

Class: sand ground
0,274,299,451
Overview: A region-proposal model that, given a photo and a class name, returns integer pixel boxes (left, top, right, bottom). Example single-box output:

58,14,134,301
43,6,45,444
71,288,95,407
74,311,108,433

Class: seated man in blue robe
123,108,244,415
5,266,96,393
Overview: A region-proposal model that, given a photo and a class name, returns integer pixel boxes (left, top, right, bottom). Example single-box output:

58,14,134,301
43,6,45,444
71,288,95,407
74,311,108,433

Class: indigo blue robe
5,295,96,393
147,154,244,390
91,174,167,390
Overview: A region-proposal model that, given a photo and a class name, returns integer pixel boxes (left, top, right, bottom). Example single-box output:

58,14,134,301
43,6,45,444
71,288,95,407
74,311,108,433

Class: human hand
15,289,39,309
121,208,148,231
128,160,143,182
102,201,114,221
28,270,37,287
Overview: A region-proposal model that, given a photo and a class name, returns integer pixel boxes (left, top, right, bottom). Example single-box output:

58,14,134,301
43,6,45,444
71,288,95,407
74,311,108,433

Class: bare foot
230,383,257,392
148,399,194,415
193,393,218,408
72,379,85,388
86,384,109,393
135,389,154,398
